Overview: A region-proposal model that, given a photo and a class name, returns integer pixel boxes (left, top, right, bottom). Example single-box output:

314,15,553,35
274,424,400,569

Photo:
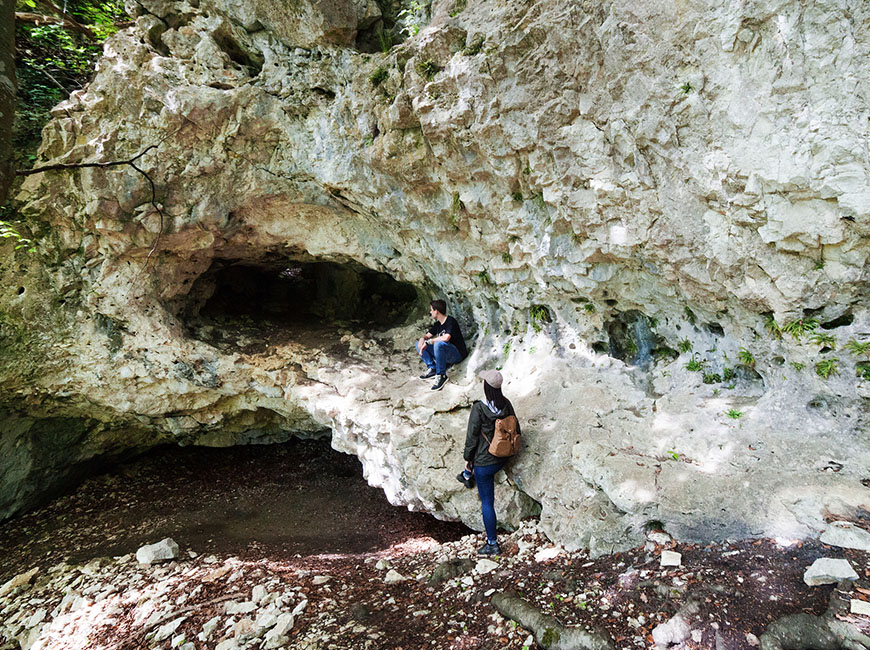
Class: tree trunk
0,0,15,204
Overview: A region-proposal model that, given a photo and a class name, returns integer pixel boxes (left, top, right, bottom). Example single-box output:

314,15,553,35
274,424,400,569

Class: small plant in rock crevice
703,372,722,385
790,361,805,372
477,270,491,285
529,305,552,333
416,59,441,81
846,339,870,359
764,314,783,340
369,67,388,87
583,303,596,313
680,81,694,94
684,306,697,326
502,252,512,264
726,409,743,419
783,318,819,341
809,332,836,349
815,358,839,379
685,355,703,372
722,367,735,381
678,338,692,354
738,347,755,368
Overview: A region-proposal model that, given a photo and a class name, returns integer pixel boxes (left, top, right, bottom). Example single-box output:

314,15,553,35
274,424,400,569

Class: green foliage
13,0,128,163
722,366,735,381
684,306,697,326
416,59,441,80
703,372,721,384
845,339,870,359
667,450,679,460
680,81,693,94
738,347,755,368
815,358,839,379
462,35,484,55
529,305,551,333
808,331,836,349
503,341,511,358
377,28,393,53
583,303,596,313
764,314,782,339
369,67,389,87
790,361,805,372
685,355,703,372
477,270,491,285
856,362,870,381
678,338,692,353
449,0,466,16
813,258,825,270
0,218,34,251
501,252,512,264
725,409,743,419
398,0,428,37
511,191,524,202
782,318,819,341
508,234,520,243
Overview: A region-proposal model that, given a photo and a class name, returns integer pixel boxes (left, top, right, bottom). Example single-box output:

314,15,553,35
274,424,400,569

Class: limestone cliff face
2,0,869,554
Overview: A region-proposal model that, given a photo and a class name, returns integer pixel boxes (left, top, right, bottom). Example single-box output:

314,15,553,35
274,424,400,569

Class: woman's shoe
477,542,501,556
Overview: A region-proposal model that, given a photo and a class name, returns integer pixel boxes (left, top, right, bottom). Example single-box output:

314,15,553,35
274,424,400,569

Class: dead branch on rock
760,582,870,650
14,9,96,39
16,145,166,267
491,590,614,650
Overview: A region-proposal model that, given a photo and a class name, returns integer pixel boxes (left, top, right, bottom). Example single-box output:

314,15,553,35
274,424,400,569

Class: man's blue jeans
418,341,462,375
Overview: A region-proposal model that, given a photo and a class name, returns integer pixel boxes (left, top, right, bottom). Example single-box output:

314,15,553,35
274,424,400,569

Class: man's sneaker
419,369,437,379
456,472,475,489
431,374,448,391
477,542,501,556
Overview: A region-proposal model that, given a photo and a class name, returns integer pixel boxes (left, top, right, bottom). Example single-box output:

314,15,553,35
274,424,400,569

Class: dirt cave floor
1,440,869,650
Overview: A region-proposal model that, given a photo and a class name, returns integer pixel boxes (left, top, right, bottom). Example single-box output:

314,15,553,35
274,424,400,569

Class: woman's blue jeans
474,460,507,544
418,341,462,375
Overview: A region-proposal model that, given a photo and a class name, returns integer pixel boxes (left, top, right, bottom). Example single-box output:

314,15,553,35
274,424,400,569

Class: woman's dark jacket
463,399,521,467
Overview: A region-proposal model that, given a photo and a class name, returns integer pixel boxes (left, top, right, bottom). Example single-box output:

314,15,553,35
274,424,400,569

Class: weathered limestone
1,0,870,552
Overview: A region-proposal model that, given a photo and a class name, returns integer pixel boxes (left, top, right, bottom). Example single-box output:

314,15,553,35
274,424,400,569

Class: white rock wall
2,0,869,551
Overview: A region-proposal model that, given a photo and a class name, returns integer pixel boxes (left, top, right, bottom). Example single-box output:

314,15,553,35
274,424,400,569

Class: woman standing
459,369,521,556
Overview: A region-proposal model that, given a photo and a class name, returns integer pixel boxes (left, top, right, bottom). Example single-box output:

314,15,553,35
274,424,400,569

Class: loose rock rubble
2,520,869,649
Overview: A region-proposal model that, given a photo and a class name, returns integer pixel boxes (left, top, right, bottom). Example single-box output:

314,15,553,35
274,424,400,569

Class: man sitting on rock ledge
415,299,468,391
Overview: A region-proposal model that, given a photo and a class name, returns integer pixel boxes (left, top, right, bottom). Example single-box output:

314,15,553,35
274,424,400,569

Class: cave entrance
181,258,422,353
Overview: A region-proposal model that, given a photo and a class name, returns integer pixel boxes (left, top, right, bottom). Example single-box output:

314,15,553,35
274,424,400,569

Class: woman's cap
478,369,503,389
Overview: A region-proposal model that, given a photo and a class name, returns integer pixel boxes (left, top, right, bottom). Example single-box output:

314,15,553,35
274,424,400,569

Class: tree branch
17,145,165,267
14,11,97,39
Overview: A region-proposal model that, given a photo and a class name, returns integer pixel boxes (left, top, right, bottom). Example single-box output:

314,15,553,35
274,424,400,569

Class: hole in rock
821,312,854,329
0,438,469,577
181,259,422,352
605,310,663,367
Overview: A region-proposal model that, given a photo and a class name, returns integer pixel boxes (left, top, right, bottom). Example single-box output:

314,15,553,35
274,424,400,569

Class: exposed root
491,590,614,650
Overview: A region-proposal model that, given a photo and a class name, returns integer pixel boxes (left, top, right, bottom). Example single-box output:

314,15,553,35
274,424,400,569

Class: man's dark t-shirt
428,316,468,359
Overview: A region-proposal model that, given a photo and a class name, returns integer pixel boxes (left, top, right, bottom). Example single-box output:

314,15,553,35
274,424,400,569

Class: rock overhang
1,0,870,550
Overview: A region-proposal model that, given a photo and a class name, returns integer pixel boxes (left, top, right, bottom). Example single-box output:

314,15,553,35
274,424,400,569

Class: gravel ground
1,440,869,649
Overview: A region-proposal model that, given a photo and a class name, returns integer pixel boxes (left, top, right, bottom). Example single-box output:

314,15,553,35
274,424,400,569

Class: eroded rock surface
2,0,870,552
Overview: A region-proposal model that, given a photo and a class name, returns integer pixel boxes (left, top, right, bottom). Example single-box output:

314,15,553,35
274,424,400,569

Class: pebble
384,570,406,584
820,521,870,552
475,559,499,575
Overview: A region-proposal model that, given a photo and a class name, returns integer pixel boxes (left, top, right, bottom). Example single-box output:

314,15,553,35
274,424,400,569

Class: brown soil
1,440,869,650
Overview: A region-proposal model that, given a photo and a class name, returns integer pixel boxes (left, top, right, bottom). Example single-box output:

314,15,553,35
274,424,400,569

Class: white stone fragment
820,522,870,552
291,599,308,618
803,558,859,586
251,584,268,604
0,568,39,598
475,559,499,575
201,615,221,640
152,616,186,642
312,575,331,585
225,600,257,614
384,570,406,584
851,599,870,616
660,551,682,567
136,538,180,565
534,546,562,562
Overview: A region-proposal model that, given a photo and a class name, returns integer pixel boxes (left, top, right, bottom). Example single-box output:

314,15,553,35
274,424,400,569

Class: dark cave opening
182,258,422,336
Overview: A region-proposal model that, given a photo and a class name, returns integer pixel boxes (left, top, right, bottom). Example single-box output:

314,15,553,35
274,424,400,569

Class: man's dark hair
430,299,447,315
484,381,508,411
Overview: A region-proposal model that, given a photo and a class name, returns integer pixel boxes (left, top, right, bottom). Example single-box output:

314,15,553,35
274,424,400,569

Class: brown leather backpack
482,414,521,457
